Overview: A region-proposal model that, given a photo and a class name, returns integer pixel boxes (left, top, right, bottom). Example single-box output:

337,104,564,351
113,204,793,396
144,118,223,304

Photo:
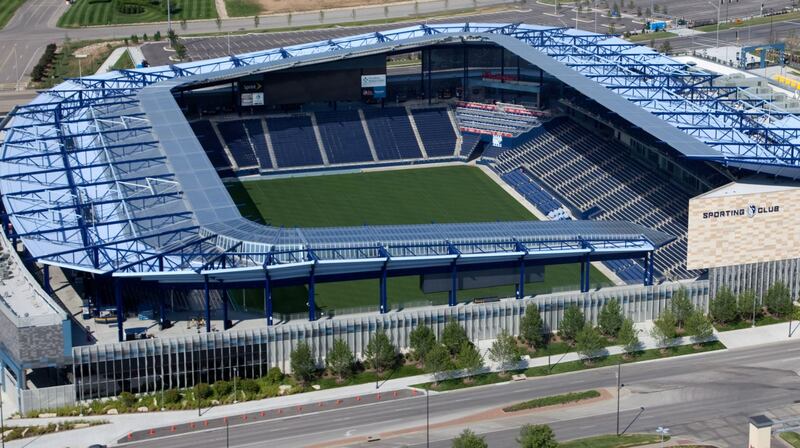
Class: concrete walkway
2,321,796,447
94,47,129,75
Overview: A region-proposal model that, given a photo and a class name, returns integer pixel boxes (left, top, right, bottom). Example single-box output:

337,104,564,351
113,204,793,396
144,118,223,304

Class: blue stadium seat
363,107,422,160
189,120,232,170
242,119,273,169
314,110,374,164
411,108,456,157
266,115,324,168
217,121,259,168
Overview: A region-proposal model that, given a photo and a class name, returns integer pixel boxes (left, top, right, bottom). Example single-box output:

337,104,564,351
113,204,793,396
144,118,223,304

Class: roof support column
159,292,167,330
42,264,51,295
264,273,273,326
115,278,124,342
580,253,591,293
644,252,655,286
308,266,317,321
220,280,229,330
204,275,211,332
517,257,525,300
449,261,458,307
379,263,388,314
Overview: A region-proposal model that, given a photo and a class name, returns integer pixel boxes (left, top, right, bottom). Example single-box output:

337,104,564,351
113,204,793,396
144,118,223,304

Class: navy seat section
242,119,273,169
217,121,258,168
265,115,324,167
189,120,232,170
411,108,456,157
315,110,373,164
363,107,422,160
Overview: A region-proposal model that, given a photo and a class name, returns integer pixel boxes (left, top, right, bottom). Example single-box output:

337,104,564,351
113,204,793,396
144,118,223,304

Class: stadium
0,22,798,412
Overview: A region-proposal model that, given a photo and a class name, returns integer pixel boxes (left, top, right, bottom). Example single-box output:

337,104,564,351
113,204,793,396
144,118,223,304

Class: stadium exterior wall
71,280,708,403
709,257,800,301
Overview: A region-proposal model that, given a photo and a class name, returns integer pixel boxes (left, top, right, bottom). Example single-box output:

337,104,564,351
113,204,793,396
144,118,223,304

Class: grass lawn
559,433,666,448
111,48,135,71
626,31,677,42
781,432,800,447
713,314,792,332
226,166,611,315
0,0,25,29
225,0,262,16
415,341,725,391
694,10,800,32
503,390,600,413
59,0,217,28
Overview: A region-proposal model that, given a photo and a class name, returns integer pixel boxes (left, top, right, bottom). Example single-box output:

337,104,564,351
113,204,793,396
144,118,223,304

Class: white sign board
361,74,386,88
241,92,264,107
492,134,503,147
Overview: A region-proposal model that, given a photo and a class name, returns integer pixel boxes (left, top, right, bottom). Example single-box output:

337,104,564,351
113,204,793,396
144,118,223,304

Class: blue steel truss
7,22,794,291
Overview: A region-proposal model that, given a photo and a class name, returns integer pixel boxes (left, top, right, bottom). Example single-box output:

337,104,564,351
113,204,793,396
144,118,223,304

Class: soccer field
226,166,611,315
58,0,217,28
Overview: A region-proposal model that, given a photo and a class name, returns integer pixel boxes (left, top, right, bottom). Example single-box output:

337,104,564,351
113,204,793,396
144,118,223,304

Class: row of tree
709,282,793,325
453,424,557,448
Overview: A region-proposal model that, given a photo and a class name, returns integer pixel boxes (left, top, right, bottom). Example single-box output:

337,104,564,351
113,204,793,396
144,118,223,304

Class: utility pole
167,0,172,33
426,385,430,447
616,361,622,436
225,417,230,448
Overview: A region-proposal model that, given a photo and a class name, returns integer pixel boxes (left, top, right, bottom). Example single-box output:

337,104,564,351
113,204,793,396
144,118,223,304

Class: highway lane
127,339,800,448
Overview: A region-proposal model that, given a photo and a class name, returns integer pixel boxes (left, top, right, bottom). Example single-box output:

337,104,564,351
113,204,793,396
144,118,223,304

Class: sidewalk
3,321,796,447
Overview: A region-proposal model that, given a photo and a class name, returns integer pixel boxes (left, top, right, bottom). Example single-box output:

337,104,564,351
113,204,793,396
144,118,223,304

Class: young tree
670,288,694,329
709,286,738,324
659,40,672,55
517,424,558,448
254,15,260,28
215,16,222,31
442,321,469,356
765,282,793,317
364,330,397,374
651,309,677,348
455,341,484,378
559,304,586,343
737,289,759,322
575,325,605,362
489,329,521,375
452,429,488,448
326,339,355,381
618,318,641,357
636,5,642,16
519,304,544,349
290,341,316,385
409,325,437,364
685,310,714,346
598,298,624,338
424,343,453,384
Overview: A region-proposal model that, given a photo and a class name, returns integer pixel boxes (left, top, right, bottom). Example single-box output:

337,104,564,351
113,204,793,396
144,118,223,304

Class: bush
31,43,57,82
265,367,284,384
685,310,714,344
212,380,233,397
291,341,317,384
163,389,181,405
442,321,469,356
765,282,793,317
559,305,586,343
409,325,436,362
575,326,605,362
326,339,355,381
489,329,521,374
618,318,641,356
520,304,544,348
239,379,260,395
118,391,136,409
452,428,487,448
709,286,737,324
193,383,212,400
364,330,397,373
517,424,558,448
598,298,624,337
424,343,453,383
737,289,759,321
651,309,677,347
671,287,694,328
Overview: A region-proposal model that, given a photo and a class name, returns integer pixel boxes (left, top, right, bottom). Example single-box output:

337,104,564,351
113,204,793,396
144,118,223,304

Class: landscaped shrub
162,389,181,404
194,383,212,400
239,379,260,395
265,367,283,384
212,380,233,397
31,43,57,82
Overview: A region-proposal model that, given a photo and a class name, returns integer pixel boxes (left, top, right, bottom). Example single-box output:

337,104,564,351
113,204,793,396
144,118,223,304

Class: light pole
707,0,722,49
225,416,230,448
752,292,757,328
75,53,88,78
233,366,238,403
425,385,430,448
656,426,669,447
167,0,172,33
616,361,624,436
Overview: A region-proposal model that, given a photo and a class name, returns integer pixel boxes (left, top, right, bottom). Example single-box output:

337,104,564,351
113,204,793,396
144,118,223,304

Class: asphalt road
125,339,800,448
0,0,794,87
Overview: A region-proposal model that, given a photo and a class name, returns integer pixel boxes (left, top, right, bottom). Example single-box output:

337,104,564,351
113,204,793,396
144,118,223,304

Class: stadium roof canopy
6,22,796,283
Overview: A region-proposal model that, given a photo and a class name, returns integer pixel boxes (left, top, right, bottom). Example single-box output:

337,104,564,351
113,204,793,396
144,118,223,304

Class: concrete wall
710,257,800,300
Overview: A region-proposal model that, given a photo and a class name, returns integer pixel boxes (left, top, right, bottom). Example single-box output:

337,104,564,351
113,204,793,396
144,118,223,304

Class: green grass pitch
58,0,217,28
226,166,611,315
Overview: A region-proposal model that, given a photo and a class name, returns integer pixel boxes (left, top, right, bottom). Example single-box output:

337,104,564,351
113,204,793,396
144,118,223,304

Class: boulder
106,408,119,415
137,406,149,413
37,413,57,418
311,385,321,390
278,385,292,395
